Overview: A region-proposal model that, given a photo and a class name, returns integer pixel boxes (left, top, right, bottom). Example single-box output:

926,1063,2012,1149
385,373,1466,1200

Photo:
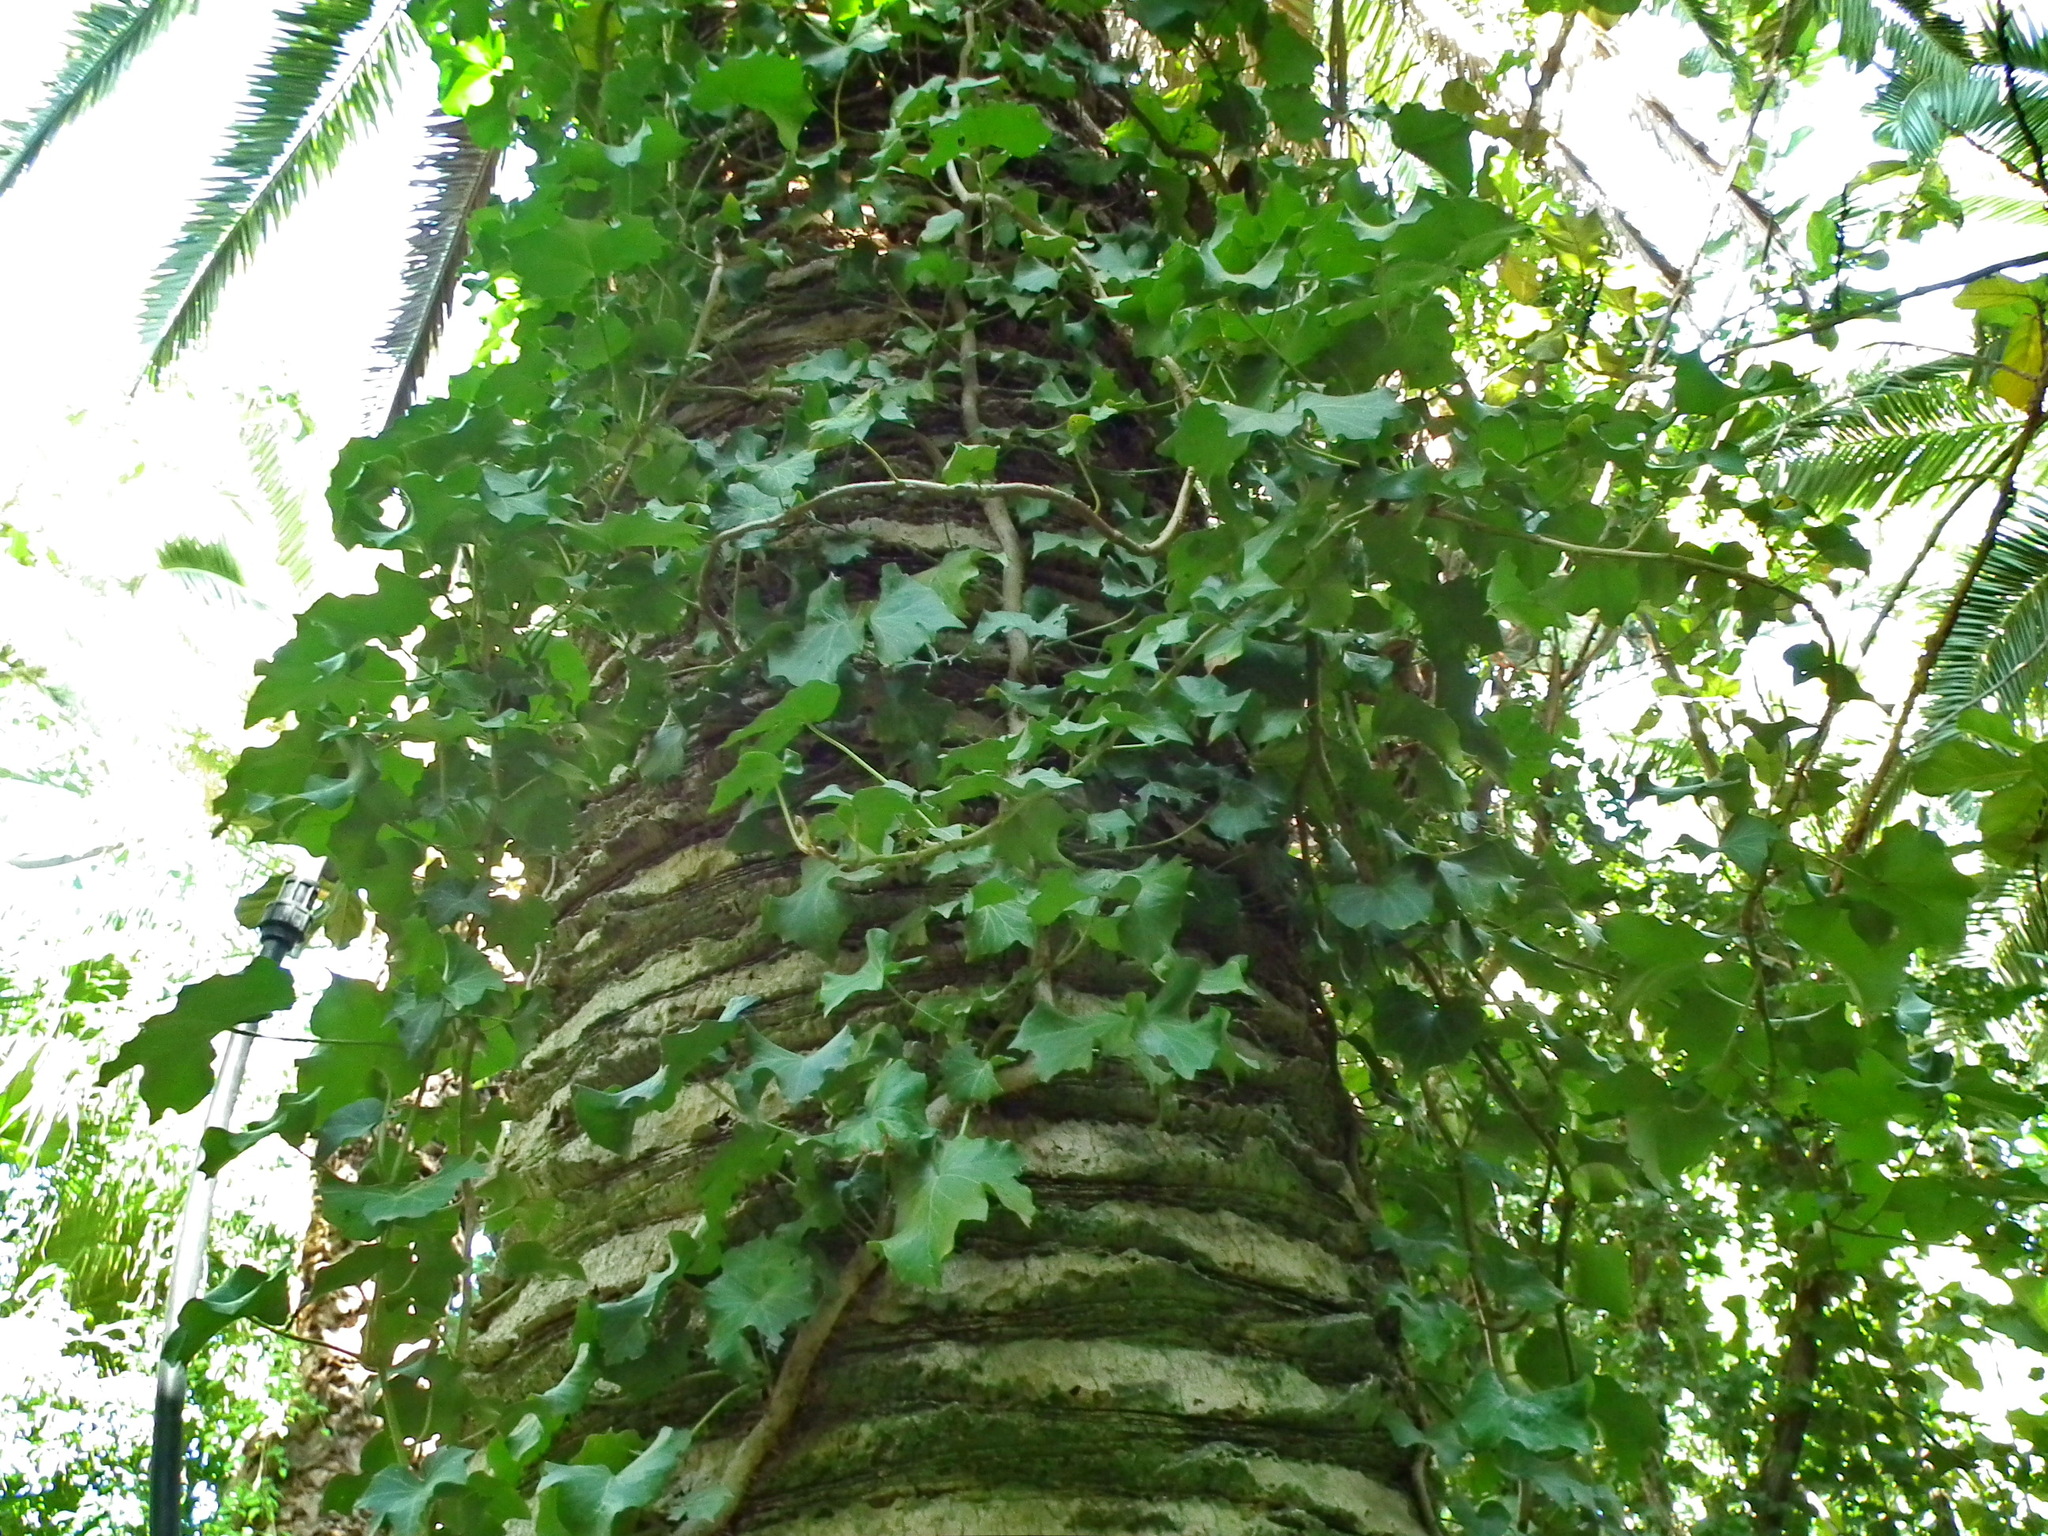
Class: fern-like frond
1836,0,1880,70
1666,0,1740,66
1960,192,2048,224
1761,361,2016,514
369,116,498,429
156,535,245,584
1923,498,2048,740
1991,863,2048,988
1871,19,2004,159
239,395,316,587
0,0,196,198
140,0,414,379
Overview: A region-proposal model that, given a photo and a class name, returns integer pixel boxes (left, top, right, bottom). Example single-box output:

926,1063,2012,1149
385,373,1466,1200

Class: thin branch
1722,249,2048,360
686,1246,881,1536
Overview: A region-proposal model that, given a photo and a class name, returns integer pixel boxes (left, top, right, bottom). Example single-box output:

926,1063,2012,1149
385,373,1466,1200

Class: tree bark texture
469,779,1419,1536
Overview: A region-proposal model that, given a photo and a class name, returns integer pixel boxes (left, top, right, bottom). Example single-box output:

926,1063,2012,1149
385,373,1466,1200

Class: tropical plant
1,0,491,403
63,5,2048,1536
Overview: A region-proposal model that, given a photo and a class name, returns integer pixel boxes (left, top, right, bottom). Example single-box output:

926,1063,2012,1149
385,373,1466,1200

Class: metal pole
147,877,320,1536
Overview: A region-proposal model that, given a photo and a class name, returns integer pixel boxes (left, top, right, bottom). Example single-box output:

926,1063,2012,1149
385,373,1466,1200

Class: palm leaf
140,0,415,379
0,0,196,198
1760,362,2015,515
156,534,244,584
240,395,316,587
1921,498,2048,741
1836,0,1880,71
1870,20,2004,160
1994,867,2048,988
369,115,498,429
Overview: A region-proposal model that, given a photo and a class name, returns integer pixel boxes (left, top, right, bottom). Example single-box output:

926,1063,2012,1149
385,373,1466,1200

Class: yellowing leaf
1996,315,2043,409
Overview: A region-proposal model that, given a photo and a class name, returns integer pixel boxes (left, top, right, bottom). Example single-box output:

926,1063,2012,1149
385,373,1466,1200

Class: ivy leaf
704,1231,820,1371
1114,859,1190,964
358,1446,473,1536
1255,20,1322,88
943,443,997,484
1626,1085,1729,1190
572,1012,745,1153
298,977,417,1121
1573,1240,1635,1315
1327,870,1435,931
915,547,985,610
726,679,840,753
1215,399,1304,437
745,1024,860,1104
200,1088,319,1175
481,466,552,522
592,1233,696,1365
534,1427,689,1536
691,54,815,151
1784,641,1871,703
1372,987,1484,1070
831,1057,930,1156
966,893,1035,959
1386,103,1473,194
709,748,793,815
763,858,852,956
1298,389,1405,441
940,1040,1002,1103
99,958,294,1117
767,578,863,686
869,563,965,665
820,927,899,1015
1458,1370,1594,1455
1718,813,1776,876
162,1263,289,1363
1780,825,1974,1010
928,100,1052,164
507,1345,601,1466
1013,1000,1124,1079
1132,994,1227,1079
323,1153,488,1239
1671,349,1744,415
1162,400,1248,477
879,1134,1035,1287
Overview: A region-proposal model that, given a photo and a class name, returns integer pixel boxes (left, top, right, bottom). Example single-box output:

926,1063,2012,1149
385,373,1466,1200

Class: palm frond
19,1116,178,1324
1922,498,2048,741
1665,0,1740,66
240,396,316,587
0,0,196,198
140,0,415,379
368,116,498,429
1984,860,2048,988
154,535,261,605
1836,0,1880,71
1760,361,2015,515
1871,20,2004,160
1960,191,2048,224
1888,0,1977,63
156,534,245,584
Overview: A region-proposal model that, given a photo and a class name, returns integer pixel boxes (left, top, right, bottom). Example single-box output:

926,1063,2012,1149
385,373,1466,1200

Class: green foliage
0,0,196,197
84,1,2048,1533
140,0,416,376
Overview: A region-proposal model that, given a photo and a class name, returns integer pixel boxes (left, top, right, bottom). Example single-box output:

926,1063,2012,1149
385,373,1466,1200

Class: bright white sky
0,0,2045,1477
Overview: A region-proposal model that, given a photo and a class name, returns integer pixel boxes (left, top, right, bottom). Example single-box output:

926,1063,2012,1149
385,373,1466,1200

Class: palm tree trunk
468,771,1417,1534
